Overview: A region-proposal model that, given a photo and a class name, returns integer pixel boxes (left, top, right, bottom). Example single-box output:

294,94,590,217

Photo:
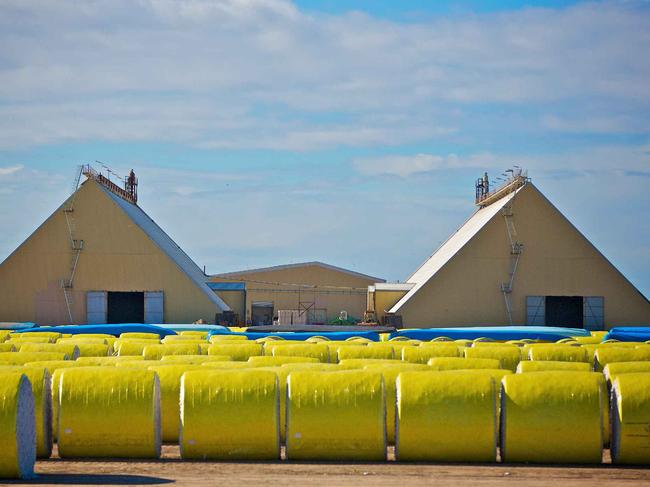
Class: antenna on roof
475,166,530,207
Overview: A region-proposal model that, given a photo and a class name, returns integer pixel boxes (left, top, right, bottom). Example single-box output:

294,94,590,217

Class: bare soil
5,446,649,486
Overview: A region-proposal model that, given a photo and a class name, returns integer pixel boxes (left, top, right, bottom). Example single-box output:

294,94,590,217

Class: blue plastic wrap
11,323,177,337
605,327,650,342
390,326,590,342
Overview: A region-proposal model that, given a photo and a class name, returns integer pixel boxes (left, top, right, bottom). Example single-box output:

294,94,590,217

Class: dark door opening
107,292,144,324
545,296,583,328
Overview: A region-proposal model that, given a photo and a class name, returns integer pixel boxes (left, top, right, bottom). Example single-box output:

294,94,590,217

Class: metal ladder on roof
500,201,524,325
61,165,84,324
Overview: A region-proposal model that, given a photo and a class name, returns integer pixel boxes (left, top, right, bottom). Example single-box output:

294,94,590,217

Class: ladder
500,201,523,324
61,166,84,324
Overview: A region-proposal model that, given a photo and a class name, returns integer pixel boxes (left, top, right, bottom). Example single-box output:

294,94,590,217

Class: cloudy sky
0,0,648,297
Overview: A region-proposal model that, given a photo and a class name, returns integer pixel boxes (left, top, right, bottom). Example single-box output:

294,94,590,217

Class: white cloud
0,165,23,177
0,1,648,149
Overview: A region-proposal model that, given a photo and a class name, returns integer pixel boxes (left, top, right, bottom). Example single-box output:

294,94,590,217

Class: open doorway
545,296,583,328
107,291,144,324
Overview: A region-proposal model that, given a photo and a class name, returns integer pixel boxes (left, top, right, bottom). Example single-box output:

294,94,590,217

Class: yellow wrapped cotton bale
268,343,330,363
0,352,68,365
517,361,592,373
201,361,252,369
0,366,51,459
162,335,206,343
0,330,11,342
148,364,204,443
604,362,650,384
74,343,110,357
248,356,319,367
180,369,280,460
208,343,263,361
24,360,78,372
396,371,497,462
501,372,603,464
345,337,373,343
0,343,16,352
403,344,459,364
160,355,231,364
428,357,501,370
58,337,108,345
305,336,329,343
363,363,430,445
368,342,416,355
18,342,80,359
209,335,249,343
58,367,161,458
75,356,144,366
337,345,395,362
528,345,589,363
114,360,160,369
143,343,201,360
338,359,397,369
116,340,155,356
9,336,54,344
41,363,80,441
595,348,650,371
15,331,61,340
0,371,36,479
120,332,160,340
179,331,209,339
464,346,521,372
73,333,114,339
611,373,650,464
574,335,603,345
286,370,386,461
454,339,473,347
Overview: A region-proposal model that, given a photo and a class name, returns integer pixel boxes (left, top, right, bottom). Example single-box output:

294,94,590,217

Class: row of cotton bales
2,328,650,478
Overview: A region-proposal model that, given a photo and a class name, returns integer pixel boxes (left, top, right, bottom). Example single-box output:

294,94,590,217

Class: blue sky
0,0,649,298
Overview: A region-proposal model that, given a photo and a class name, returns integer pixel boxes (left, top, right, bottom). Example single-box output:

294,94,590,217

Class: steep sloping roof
213,261,385,283
97,181,230,312
389,186,523,313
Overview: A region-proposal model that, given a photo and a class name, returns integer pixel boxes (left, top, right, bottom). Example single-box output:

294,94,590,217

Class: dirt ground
7,446,649,486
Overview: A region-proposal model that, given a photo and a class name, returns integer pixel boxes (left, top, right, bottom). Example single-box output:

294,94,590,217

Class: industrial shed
0,166,229,325
379,172,650,329
210,262,384,326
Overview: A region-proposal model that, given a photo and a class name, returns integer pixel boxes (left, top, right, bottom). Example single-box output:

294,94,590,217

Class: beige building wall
211,263,383,324
0,179,223,324
373,290,410,323
397,184,650,328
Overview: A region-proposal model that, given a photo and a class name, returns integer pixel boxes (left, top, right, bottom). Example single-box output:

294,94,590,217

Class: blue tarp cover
208,329,381,342
11,323,177,337
389,326,590,342
604,327,650,342
153,324,230,333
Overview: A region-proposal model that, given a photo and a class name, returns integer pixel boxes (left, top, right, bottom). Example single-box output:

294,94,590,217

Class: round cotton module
464,346,521,372
73,343,111,357
208,343,264,361
595,348,650,371
201,361,253,369
517,361,593,373
362,363,430,445
0,343,16,352
209,335,249,343
75,356,145,366
58,367,161,459
501,372,603,464
179,331,209,339
0,352,69,365
574,336,603,345
611,373,650,464
114,361,161,369
286,370,386,461
305,336,330,343
337,345,395,362
345,337,373,343
338,359,398,369
116,341,155,356
0,372,35,479
403,344,459,364
120,332,161,340
396,371,497,462
268,343,330,363
0,366,51,459
9,337,55,344
248,356,320,367
528,345,589,363
17,343,79,359
58,337,108,345
162,335,206,343
428,357,501,370
39,362,80,442
368,342,416,356
148,364,204,443
143,343,202,360
180,369,280,460
604,362,650,384
160,355,231,364
15,331,61,340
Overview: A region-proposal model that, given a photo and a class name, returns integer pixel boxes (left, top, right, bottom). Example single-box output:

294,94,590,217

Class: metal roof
389,186,523,314
97,181,230,312
213,261,385,283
